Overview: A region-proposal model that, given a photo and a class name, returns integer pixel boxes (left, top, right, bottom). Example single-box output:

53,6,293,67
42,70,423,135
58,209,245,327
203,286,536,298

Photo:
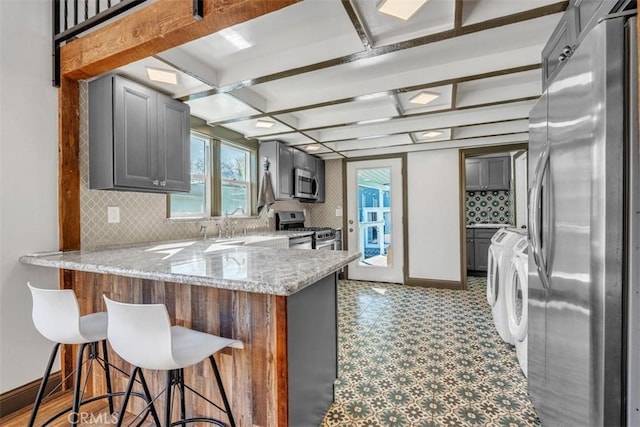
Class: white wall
407,149,461,282
0,0,60,392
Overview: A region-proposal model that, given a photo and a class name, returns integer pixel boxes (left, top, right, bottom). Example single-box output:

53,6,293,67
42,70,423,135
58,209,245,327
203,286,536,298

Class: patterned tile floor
321,276,540,427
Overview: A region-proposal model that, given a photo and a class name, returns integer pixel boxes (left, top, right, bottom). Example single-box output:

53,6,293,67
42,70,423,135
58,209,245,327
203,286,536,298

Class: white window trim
220,141,251,217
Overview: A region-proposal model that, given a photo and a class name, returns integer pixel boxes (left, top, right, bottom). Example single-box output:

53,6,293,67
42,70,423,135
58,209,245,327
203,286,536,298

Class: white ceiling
114,0,565,159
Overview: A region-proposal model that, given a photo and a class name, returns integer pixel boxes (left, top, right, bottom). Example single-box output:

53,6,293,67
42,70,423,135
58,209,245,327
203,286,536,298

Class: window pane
221,145,247,181
191,136,206,175
171,178,206,215
222,181,248,215
170,135,208,217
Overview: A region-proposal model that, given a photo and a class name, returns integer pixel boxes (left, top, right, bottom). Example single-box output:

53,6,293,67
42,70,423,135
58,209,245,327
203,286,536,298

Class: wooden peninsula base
65,270,338,427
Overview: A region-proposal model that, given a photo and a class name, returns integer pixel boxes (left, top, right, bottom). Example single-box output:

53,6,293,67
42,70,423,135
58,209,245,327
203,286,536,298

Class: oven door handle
316,238,336,249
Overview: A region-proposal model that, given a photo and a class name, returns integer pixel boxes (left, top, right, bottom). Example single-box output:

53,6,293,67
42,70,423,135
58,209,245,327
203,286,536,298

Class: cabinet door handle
152,180,159,186
160,180,166,187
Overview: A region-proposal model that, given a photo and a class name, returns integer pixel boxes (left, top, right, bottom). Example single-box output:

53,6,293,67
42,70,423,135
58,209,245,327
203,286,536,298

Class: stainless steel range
276,211,337,250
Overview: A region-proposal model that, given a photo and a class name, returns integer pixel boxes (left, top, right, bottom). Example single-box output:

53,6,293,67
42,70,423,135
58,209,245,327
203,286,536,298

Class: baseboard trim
0,372,61,419
406,278,465,290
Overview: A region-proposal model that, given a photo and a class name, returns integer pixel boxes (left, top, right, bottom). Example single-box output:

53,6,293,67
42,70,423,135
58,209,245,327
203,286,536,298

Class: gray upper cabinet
572,0,610,41
293,149,316,173
277,143,294,200
259,141,325,202
157,95,190,192
259,140,294,200
485,157,510,190
465,159,483,190
466,156,511,191
543,0,612,89
315,157,325,203
90,74,190,193
542,9,577,90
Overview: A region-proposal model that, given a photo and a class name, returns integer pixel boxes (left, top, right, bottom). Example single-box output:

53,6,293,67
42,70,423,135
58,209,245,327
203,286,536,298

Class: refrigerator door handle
530,143,551,291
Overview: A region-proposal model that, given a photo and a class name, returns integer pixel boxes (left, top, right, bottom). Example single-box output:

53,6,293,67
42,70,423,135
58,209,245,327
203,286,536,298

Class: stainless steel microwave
294,168,318,200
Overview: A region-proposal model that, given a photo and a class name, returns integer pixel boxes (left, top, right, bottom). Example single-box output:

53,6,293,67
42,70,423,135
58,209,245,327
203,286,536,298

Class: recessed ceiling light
356,92,389,101
219,27,252,51
255,120,275,129
356,117,392,125
422,130,443,138
377,0,430,20
145,67,177,85
305,145,321,152
409,91,440,105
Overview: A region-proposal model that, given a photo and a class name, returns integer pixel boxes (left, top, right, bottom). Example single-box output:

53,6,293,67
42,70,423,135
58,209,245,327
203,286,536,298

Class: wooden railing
52,0,150,87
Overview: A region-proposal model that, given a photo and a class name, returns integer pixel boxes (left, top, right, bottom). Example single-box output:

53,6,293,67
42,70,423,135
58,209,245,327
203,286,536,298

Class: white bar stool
103,296,244,427
27,283,160,426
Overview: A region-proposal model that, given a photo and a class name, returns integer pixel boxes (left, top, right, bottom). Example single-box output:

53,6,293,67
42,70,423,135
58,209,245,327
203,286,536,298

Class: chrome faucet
222,207,245,238
225,207,245,216
200,224,208,241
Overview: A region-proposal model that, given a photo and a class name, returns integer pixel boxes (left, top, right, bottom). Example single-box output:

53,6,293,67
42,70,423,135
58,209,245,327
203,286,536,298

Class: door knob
348,220,353,224
349,228,353,232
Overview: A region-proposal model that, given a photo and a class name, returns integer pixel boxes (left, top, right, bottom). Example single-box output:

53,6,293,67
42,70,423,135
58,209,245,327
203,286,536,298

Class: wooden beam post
56,0,298,403
60,0,298,80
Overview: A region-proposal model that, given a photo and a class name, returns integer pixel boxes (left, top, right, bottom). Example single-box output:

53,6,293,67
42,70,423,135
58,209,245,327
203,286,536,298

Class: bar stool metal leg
71,343,90,426
115,367,162,427
178,369,187,427
209,355,236,427
28,343,60,427
101,340,115,414
165,370,174,427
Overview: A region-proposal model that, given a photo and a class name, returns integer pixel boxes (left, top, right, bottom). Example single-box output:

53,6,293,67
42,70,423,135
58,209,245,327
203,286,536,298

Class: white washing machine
506,238,529,377
487,228,525,345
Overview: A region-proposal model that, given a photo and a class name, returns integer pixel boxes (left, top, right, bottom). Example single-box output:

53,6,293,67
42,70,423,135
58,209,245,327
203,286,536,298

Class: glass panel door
357,168,392,267
346,158,404,283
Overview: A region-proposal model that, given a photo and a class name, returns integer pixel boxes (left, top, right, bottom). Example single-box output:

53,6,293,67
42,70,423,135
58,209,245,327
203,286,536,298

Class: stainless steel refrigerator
528,12,639,427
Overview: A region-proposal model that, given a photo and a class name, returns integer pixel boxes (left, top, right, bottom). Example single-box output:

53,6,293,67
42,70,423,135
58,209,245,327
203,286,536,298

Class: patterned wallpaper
79,82,274,249
465,190,513,225
306,159,344,230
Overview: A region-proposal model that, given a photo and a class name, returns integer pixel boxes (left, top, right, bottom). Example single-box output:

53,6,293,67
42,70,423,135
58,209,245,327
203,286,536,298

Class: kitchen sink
204,235,288,249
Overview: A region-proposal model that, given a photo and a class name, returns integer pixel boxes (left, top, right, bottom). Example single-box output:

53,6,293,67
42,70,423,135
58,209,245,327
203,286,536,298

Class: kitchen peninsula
20,240,359,426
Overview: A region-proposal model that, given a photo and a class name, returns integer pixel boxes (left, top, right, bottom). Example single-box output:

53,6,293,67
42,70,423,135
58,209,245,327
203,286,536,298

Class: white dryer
487,228,525,345
506,238,529,377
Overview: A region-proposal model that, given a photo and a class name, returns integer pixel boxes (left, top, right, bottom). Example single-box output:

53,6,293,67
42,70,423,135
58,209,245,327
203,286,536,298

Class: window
170,134,210,218
220,144,250,216
169,132,255,218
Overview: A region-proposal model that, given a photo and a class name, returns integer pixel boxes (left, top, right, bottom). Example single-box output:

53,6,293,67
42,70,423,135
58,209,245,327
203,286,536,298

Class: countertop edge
19,251,360,296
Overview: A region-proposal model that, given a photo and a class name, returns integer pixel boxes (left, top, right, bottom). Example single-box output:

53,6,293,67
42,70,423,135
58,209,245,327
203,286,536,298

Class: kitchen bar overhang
20,241,359,426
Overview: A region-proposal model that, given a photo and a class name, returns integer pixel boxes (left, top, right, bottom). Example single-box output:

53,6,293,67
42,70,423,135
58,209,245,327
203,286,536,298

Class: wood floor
0,391,155,426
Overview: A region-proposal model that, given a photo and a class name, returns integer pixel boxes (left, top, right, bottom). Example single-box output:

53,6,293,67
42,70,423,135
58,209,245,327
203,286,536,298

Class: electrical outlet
335,207,343,217
107,206,120,223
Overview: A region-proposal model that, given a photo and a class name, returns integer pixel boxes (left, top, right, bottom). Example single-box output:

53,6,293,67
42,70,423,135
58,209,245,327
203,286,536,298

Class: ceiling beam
242,95,538,139
199,63,541,125
60,0,299,80
341,0,372,50
339,134,530,157
178,1,566,99
454,0,463,29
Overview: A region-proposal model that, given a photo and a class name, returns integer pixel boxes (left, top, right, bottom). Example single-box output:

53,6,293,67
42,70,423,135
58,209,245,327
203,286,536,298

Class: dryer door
486,245,499,306
507,258,528,341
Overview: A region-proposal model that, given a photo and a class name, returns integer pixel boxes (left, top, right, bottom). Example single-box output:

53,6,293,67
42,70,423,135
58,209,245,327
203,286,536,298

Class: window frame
220,141,252,217
168,132,257,219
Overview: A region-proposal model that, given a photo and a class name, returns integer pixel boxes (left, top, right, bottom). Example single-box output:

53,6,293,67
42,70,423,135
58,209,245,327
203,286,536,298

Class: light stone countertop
466,224,514,229
19,238,359,296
